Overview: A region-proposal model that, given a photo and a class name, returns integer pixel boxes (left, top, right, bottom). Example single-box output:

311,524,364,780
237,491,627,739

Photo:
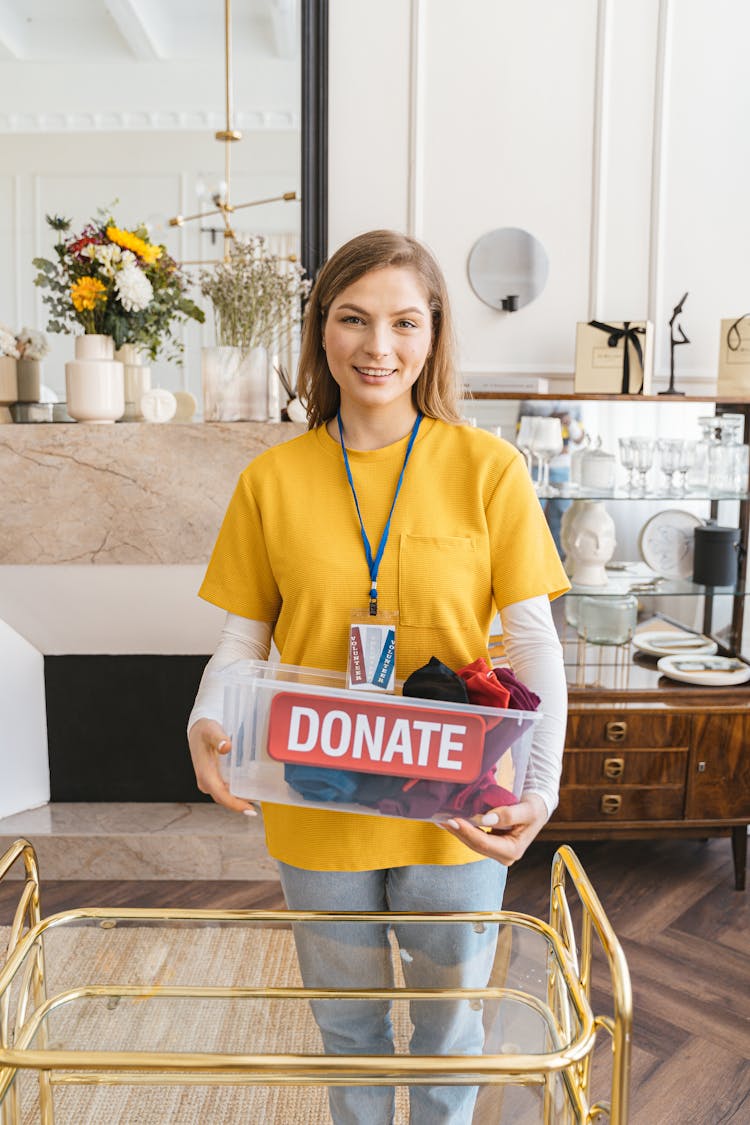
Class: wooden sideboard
541,672,750,890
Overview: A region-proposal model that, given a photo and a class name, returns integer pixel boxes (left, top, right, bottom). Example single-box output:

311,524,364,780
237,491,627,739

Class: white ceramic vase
115,344,151,422
201,345,269,422
65,335,125,424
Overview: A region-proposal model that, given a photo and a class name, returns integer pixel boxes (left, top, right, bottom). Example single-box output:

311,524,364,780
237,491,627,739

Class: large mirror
0,0,327,405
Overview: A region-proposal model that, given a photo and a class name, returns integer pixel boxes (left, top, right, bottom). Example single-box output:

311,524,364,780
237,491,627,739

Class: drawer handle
603,757,625,780
600,794,622,815
605,721,627,743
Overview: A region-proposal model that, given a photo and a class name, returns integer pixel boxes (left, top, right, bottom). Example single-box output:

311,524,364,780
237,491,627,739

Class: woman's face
322,265,433,419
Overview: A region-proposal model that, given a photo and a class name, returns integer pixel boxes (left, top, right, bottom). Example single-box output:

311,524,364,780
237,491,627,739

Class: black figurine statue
659,291,690,396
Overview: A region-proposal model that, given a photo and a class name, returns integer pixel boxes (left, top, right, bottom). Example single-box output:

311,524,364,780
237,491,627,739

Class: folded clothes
456,657,512,710
490,665,541,713
448,770,518,816
284,764,361,802
377,780,455,819
402,655,470,703
351,771,407,804
283,655,540,818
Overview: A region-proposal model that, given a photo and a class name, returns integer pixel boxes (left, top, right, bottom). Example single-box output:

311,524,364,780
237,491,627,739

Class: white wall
0,618,49,818
0,566,225,656
329,0,750,386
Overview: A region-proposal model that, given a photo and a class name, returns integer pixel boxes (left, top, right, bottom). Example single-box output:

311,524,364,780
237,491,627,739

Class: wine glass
630,438,655,495
530,417,564,496
657,438,686,494
617,436,636,492
516,416,539,481
675,440,697,493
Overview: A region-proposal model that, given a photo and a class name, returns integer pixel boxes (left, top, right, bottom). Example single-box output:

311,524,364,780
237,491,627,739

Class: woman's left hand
441,793,549,866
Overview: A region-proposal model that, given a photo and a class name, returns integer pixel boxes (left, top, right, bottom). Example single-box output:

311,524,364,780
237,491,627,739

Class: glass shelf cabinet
471,391,750,889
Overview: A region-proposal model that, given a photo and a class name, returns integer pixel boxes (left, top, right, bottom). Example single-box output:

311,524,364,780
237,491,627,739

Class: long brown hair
296,230,462,428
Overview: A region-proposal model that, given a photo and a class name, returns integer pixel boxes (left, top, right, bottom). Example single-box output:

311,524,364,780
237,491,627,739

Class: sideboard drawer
554,786,685,822
561,749,687,786
566,712,691,749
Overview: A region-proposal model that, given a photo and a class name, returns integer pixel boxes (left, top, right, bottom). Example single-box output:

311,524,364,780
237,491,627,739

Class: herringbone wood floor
1,836,748,1124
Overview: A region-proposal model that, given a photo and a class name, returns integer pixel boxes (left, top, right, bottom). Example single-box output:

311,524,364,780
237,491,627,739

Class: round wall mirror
467,227,549,312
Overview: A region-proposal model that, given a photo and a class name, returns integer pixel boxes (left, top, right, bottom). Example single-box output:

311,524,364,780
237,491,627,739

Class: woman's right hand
188,718,257,815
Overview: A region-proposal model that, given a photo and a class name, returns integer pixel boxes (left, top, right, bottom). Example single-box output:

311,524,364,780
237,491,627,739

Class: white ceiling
0,0,300,128
0,0,298,62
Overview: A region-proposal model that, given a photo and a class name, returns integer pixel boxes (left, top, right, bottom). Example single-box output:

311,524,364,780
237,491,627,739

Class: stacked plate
632,630,717,657
633,630,750,684
656,655,750,687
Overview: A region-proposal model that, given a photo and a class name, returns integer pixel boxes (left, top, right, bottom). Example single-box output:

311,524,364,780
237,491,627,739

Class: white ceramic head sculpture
562,500,616,586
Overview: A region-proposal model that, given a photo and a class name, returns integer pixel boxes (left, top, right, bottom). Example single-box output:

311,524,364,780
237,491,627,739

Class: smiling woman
187,227,570,1124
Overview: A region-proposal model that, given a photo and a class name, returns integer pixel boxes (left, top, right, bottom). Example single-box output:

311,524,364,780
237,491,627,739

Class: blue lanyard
337,409,423,615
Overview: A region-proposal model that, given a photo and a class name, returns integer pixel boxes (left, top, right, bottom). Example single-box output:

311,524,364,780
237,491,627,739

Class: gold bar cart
0,839,631,1123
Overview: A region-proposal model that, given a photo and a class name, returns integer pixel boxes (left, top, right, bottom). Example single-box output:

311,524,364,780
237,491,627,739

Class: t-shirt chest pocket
398,534,478,629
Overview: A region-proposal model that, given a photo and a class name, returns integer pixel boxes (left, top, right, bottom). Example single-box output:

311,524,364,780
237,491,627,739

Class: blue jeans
277,859,508,1124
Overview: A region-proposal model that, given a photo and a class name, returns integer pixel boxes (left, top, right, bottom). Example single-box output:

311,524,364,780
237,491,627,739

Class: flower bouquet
32,211,204,422
33,212,204,360
198,235,310,421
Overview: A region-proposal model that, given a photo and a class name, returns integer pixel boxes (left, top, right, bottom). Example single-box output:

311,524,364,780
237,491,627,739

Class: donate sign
267,691,486,782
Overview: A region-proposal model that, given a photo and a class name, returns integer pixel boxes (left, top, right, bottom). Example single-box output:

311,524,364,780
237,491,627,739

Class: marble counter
0,802,273,879
0,421,305,565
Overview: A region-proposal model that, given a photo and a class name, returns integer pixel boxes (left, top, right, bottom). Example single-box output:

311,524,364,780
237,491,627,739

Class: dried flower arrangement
199,235,310,353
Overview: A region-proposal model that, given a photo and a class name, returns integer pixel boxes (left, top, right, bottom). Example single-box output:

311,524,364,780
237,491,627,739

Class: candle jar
576,594,638,645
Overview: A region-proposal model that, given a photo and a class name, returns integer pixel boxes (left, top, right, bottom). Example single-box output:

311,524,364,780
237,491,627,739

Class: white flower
93,242,123,278
0,324,20,358
115,265,153,312
16,326,49,360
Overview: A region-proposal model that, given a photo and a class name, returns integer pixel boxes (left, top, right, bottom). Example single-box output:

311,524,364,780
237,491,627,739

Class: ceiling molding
103,0,164,61
0,108,300,133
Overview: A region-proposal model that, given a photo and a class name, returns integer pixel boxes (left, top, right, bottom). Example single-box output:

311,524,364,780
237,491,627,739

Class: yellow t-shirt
199,418,569,870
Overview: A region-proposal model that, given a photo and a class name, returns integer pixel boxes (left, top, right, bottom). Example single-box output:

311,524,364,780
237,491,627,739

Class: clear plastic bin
221,661,539,823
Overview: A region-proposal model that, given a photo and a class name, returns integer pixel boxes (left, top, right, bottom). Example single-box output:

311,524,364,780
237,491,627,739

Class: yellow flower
141,243,162,265
71,276,107,311
106,225,162,264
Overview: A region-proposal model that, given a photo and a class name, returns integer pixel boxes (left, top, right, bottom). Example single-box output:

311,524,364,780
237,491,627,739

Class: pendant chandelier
168,0,298,263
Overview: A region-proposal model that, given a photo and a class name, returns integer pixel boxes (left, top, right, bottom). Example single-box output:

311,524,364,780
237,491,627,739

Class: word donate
268,692,487,782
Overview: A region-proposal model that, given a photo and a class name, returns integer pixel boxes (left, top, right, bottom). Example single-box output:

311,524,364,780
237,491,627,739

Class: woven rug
1,922,417,1125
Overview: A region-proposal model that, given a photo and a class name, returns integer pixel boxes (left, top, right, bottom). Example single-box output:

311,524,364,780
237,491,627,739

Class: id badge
347,609,398,692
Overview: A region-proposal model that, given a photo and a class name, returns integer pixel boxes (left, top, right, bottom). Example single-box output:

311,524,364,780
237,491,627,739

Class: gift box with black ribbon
717,315,750,396
574,320,654,395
